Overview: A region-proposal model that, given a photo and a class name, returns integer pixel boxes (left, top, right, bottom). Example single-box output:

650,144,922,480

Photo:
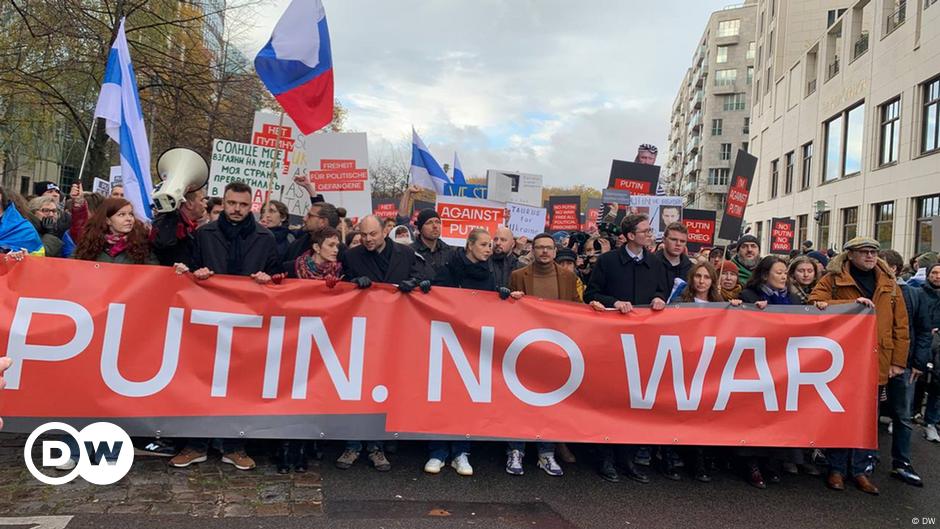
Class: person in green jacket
73,198,157,265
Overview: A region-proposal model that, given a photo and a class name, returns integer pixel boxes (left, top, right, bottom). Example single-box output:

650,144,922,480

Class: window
873,202,894,248
711,118,723,135
843,103,865,175
757,45,762,68
827,8,847,27
720,143,732,160
842,207,858,244
924,76,940,154
715,69,737,87
784,151,794,194
768,30,774,55
747,42,755,60
797,214,808,248
817,211,831,251
916,194,940,253
755,220,764,246
824,114,843,182
743,117,750,134
718,19,740,37
765,66,773,94
716,45,730,64
723,93,747,111
880,98,901,165
770,159,779,198
747,66,754,85
801,142,813,189
708,168,730,186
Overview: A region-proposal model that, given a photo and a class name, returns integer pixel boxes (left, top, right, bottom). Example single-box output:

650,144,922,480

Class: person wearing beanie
719,259,743,301
554,247,585,302
810,236,911,495
410,208,455,275
802,240,814,254
731,234,761,286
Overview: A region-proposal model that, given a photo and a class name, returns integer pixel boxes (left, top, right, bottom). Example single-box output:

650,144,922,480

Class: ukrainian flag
0,202,44,256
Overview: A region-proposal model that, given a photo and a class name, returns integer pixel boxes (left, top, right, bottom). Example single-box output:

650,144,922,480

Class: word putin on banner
0,258,877,448
435,196,507,246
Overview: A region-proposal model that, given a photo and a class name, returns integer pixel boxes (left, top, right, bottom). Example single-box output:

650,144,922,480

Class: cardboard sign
507,202,547,239
372,197,400,220
607,160,660,196
92,177,111,196
109,166,122,187
443,184,488,199
771,218,796,255
485,170,543,207
436,196,506,246
718,150,759,241
548,196,581,232
208,139,285,212
583,198,603,232
682,209,717,253
628,195,683,240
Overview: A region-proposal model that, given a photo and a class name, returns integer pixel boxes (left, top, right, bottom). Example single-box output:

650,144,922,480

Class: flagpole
76,118,98,186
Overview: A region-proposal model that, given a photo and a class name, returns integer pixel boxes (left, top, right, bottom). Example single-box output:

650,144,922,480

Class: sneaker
169,448,208,468
335,449,359,469
634,447,651,466
926,424,940,443
506,449,524,475
887,421,893,435
368,450,391,472
56,458,78,471
134,439,177,457
424,457,445,474
451,453,473,476
537,453,563,476
221,451,256,471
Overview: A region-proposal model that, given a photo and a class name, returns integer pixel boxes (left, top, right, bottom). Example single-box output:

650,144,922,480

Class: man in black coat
584,214,668,486
491,226,522,289
411,208,456,276
656,222,692,291
152,187,208,268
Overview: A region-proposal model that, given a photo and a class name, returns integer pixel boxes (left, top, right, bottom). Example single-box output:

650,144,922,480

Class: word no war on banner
436,195,506,246
0,257,878,447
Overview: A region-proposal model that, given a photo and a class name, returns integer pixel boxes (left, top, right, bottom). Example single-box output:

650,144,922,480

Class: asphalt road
7,426,939,529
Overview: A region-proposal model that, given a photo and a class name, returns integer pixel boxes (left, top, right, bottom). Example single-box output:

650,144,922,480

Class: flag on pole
452,152,467,185
94,18,154,222
410,128,451,194
0,202,44,255
255,0,334,135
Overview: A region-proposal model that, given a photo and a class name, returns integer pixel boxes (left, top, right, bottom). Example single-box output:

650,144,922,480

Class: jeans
888,369,916,467
345,440,384,453
187,438,244,454
429,441,471,461
927,387,940,425
827,448,876,477
507,441,555,456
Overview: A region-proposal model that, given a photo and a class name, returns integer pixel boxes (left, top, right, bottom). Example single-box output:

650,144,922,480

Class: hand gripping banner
0,258,878,448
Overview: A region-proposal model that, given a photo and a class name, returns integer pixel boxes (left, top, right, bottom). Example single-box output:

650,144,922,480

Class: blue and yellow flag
0,202,44,255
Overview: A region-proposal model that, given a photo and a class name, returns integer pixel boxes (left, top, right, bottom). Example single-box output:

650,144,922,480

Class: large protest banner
436,196,507,246
682,209,717,253
608,160,660,196
507,203,547,239
0,258,877,448
443,184,488,200
547,196,581,232
771,218,796,255
718,150,758,241
251,112,372,219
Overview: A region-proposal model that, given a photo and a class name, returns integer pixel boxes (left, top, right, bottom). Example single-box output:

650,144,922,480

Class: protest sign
485,170,543,206
718,150,758,241
628,195,683,239
436,196,506,246
507,202,547,239
607,160,660,196
0,257,878,449
208,139,285,212
583,198,603,232
109,166,122,187
548,196,581,232
444,184,488,199
682,209,717,253
92,178,110,196
771,218,796,254
372,197,399,220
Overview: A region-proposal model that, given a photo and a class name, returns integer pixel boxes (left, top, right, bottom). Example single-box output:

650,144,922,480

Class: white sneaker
888,421,893,435
537,453,564,476
424,457,445,474
926,424,940,443
451,453,473,476
56,458,78,471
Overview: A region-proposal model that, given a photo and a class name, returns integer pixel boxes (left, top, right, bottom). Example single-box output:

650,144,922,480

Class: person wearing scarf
72,198,156,265
719,259,743,300
788,255,820,305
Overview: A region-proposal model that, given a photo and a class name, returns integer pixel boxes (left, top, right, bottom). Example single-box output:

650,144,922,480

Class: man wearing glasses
583,214,669,484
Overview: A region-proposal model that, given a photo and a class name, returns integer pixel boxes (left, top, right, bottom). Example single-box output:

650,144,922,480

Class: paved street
1,427,938,528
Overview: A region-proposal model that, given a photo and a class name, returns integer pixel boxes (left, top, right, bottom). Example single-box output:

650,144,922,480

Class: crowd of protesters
2,153,940,496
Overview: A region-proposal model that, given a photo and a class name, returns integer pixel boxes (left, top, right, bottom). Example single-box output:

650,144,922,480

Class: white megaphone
152,148,209,213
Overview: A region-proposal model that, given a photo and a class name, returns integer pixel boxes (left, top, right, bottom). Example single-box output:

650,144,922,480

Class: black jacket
342,238,429,284
656,250,692,288
282,230,347,278
900,283,932,372
411,237,457,275
433,252,497,291
151,210,197,267
739,285,803,305
192,220,282,276
269,225,296,261
584,247,669,307
490,252,521,289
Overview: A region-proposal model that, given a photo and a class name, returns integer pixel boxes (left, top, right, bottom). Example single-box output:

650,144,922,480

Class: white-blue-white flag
452,152,467,185
410,128,451,195
94,18,153,222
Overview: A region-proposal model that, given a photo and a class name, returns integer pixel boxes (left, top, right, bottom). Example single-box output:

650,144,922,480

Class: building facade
665,1,758,224
746,0,940,257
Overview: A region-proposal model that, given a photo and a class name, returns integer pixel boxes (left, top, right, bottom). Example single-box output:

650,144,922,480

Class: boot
276,441,292,474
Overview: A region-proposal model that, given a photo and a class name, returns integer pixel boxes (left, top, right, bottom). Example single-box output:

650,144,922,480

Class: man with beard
411,209,455,275
732,234,761,286
151,186,208,267
491,226,522,289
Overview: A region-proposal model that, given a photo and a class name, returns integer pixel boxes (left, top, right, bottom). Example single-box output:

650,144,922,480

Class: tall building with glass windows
745,0,940,257
665,1,758,222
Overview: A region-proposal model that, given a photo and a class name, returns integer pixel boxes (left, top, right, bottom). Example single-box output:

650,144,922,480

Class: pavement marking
0,516,73,529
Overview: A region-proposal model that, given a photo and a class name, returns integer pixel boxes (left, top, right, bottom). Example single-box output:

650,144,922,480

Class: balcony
685,136,701,155
852,31,869,60
691,90,704,109
826,56,840,81
705,183,729,195
886,2,906,35
684,157,700,176
806,78,817,96
688,111,702,129
713,82,738,95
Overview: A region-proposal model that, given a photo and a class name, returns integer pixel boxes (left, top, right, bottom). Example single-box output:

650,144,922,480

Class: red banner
0,258,878,448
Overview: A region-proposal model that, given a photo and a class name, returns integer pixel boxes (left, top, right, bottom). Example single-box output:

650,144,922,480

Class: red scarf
175,210,198,240
105,233,129,257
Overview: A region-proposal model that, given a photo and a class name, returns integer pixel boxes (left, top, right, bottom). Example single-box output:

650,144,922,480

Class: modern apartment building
746,0,940,257
665,1,758,222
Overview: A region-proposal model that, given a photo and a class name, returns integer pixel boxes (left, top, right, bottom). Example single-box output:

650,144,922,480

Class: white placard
485,169,542,207
92,177,110,196
109,166,122,186
628,195,684,239
506,202,547,239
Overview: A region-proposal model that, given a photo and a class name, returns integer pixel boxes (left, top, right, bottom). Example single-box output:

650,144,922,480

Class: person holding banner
0,356,9,431
810,237,911,495
73,198,157,265
584,214,668,484
411,209,457,275
731,235,762,286
787,256,820,305
283,202,342,276
151,186,207,268
657,222,692,290
491,226,522,289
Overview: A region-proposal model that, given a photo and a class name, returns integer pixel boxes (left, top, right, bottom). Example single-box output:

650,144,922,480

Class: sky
243,0,735,188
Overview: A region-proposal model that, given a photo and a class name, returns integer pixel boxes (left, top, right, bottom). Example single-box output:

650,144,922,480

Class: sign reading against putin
435,195,507,246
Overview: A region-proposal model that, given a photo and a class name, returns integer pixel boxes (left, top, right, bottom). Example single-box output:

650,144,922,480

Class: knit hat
555,247,577,264
807,250,829,267
415,208,440,230
34,181,60,196
737,234,760,248
552,231,569,244
720,260,738,274
916,251,938,270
